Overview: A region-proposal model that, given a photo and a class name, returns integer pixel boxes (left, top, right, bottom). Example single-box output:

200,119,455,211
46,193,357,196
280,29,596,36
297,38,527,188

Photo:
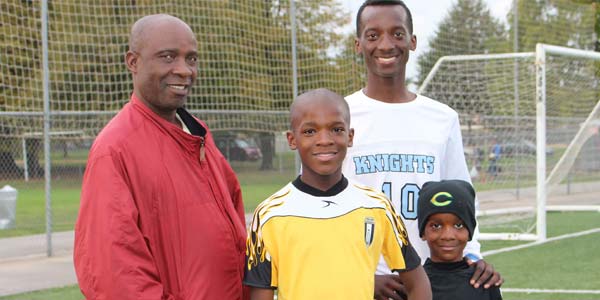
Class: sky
340,0,513,84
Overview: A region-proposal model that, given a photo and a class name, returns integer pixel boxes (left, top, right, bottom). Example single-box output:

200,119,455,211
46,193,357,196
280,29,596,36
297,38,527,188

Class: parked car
215,136,262,161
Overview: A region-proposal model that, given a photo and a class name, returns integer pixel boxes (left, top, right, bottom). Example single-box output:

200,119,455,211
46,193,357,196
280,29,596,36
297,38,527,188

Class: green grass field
484,212,600,300
489,232,600,300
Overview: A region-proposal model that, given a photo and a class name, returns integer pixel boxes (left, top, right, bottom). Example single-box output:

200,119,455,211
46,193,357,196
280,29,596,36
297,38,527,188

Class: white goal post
534,44,600,241
419,44,600,241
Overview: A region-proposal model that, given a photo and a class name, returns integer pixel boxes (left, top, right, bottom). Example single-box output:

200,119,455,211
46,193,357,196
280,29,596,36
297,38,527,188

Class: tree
569,0,600,79
416,0,508,115
509,0,596,52
508,0,598,118
0,0,358,174
249,0,352,169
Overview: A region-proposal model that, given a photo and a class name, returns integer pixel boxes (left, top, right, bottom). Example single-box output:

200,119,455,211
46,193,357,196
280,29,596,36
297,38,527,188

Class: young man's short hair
356,0,414,36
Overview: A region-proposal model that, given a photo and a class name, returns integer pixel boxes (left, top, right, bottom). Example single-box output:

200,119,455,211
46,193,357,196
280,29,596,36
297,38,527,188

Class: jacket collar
129,93,207,154
176,107,206,137
130,93,206,135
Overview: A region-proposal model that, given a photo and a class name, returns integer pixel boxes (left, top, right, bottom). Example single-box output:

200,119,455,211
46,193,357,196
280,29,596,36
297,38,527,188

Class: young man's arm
374,274,408,300
249,287,274,300
466,259,504,289
397,266,432,300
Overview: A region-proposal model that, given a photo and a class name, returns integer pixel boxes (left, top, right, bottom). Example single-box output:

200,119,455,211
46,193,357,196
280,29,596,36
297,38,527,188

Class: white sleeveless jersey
342,90,481,274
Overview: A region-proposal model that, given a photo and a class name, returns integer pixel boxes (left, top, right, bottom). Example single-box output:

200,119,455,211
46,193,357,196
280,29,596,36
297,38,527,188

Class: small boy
244,88,431,300
418,180,503,300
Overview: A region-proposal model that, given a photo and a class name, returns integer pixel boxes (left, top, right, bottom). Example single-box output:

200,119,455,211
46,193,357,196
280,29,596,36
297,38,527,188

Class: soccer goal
419,44,600,241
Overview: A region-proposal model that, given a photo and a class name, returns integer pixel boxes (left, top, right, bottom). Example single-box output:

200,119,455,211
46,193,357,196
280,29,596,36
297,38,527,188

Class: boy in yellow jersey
243,88,431,300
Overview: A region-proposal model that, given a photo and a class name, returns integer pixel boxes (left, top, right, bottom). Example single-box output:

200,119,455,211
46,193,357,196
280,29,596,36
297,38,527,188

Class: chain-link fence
1,0,598,254
0,0,360,255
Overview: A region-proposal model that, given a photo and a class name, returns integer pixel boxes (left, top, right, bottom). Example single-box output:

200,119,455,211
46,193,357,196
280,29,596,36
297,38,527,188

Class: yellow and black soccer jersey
244,176,420,300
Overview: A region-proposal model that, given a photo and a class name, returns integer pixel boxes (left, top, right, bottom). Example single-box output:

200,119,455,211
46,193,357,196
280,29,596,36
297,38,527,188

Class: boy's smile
422,212,469,263
314,150,339,162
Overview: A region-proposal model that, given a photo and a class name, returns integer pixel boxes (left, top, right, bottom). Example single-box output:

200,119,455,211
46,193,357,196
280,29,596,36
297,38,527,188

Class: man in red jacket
74,14,248,300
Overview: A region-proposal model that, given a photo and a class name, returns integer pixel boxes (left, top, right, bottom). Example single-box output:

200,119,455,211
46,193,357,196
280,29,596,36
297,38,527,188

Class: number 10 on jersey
382,182,420,220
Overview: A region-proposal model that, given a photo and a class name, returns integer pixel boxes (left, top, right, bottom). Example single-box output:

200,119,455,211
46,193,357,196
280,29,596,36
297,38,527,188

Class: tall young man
342,1,503,299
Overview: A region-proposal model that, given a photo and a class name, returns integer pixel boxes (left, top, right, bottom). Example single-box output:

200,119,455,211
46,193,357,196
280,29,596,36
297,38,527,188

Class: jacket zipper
197,137,244,260
199,136,206,162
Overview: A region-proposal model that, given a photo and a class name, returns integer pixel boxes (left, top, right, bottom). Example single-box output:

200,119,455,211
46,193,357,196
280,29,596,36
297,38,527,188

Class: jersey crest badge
364,217,375,247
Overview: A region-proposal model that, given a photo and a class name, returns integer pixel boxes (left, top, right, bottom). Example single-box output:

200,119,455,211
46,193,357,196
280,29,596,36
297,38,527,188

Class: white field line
502,288,600,294
482,227,600,257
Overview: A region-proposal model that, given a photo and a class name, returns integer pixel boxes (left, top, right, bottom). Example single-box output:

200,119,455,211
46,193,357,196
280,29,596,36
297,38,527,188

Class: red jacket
74,94,248,299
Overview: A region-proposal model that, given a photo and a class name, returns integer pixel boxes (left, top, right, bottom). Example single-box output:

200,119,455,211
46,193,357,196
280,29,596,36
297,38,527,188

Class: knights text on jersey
342,90,481,272
244,177,420,300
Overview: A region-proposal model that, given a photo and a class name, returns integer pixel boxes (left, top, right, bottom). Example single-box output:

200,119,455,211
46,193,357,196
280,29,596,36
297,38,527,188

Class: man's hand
374,274,407,300
466,258,504,289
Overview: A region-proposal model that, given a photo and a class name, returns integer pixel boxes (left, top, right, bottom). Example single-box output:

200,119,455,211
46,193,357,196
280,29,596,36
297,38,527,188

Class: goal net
1,0,598,245
0,0,359,132
419,45,600,241
0,0,361,177
0,0,361,237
